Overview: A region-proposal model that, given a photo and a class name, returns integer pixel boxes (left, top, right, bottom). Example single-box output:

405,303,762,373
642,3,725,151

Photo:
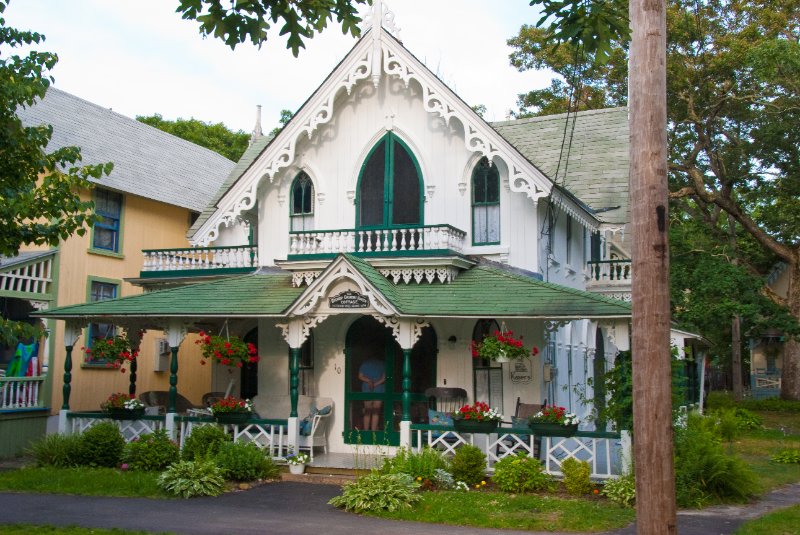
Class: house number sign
510,358,532,384
329,290,369,308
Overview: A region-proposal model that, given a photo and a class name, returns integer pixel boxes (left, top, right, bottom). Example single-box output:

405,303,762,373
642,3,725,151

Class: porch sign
329,290,369,308
510,358,532,384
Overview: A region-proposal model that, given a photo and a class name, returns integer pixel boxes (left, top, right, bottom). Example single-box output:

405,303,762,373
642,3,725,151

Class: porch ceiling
36,255,631,321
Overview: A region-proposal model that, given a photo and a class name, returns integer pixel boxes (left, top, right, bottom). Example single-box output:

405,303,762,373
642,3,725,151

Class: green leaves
175,0,370,56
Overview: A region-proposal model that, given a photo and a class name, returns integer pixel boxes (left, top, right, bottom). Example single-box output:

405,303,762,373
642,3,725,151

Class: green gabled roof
387,263,631,318
39,272,302,319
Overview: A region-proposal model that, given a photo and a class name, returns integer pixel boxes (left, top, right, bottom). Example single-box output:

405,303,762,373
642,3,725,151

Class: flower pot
453,419,498,434
289,463,306,475
213,412,251,425
105,407,145,420
528,422,578,437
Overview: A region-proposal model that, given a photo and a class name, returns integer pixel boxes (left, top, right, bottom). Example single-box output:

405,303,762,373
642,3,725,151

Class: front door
345,316,436,445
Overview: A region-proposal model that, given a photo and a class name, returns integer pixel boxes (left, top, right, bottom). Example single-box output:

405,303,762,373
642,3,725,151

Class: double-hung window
85,280,119,366
471,157,500,245
93,189,123,253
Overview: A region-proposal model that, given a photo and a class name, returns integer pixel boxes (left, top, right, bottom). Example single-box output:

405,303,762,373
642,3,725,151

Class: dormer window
290,172,314,231
471,157,500,245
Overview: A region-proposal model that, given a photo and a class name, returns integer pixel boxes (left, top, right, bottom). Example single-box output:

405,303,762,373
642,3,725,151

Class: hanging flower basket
82,333,138,372
196,331,259,369
471,327,533,362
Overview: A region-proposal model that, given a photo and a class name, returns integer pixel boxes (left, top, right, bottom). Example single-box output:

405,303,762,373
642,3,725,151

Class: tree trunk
630,0,677,533
781,262,800,400
732,315,743,401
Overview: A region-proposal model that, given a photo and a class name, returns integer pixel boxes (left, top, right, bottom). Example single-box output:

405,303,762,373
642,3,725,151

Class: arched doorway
344,315,436,445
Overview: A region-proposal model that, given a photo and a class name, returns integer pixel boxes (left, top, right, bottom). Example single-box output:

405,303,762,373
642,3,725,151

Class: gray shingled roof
492,108,630,225
17,88,236,212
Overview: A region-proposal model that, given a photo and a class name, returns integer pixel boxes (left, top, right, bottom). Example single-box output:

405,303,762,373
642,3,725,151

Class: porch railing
585,259,632,283
411,424,626,479
141,245,258,275
289,224,467,257
0,376,46,410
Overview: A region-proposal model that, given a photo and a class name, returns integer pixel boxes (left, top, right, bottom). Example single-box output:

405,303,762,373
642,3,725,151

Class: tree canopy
136,114,249,162
510,0,800,399
175,0,369,56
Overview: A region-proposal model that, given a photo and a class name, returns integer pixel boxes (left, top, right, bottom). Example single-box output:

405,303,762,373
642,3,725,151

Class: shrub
328,471,420,512
674,413,759,507
450,445,486,487
381,447,449,482
602,473,636,507
77,422,125,468
561,458,592,495
771,449,800,464
491,453,552,493
705,391,735,410
214,442,279,481
158,459,226,498
28,433,83,467
432,468,456,490
741,398,800,413
122,430,180,471
733,408,762,430
182,425,230,461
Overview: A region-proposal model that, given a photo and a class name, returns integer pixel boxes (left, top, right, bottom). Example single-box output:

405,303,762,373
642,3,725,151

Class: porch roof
39,255,630,321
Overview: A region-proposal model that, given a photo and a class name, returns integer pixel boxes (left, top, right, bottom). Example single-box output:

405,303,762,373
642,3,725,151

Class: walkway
1,481,798,535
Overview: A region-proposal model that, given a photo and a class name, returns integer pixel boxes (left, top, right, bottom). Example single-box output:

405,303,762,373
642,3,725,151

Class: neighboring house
749,262,789,399
0,88,235,456
39,4,696,474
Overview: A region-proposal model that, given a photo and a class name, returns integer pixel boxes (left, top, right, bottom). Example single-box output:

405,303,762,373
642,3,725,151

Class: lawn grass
0,526,170,535
734,505,800,535
734,411,800,492
0,467,167,498
371,490,636,532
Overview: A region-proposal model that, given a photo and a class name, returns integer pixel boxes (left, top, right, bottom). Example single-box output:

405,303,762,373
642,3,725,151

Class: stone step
280,471,357,485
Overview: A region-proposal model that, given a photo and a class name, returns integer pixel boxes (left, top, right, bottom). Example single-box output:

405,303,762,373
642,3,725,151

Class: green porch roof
40,256,629,321
39,272,302,319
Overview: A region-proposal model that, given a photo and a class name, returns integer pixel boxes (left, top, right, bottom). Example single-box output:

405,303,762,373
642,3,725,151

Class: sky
5,0,555,133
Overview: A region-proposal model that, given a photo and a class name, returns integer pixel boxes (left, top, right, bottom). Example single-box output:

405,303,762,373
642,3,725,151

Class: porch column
289,347,301,418
401,348,412,421
389,318,429,449
163,321,188,414
125,327,144,397
59,321,84,433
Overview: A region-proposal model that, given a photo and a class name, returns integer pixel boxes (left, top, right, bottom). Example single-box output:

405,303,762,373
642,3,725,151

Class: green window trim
82,275,122,369
290,172,315,232
355,132,424,230
89,189,125,256
471,157,500,246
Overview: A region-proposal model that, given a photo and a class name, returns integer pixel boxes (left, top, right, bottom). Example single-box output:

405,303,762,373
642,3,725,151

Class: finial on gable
250,104,263,146
359,0,402,42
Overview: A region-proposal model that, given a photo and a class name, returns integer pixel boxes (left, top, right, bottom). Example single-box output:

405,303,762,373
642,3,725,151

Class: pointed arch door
344,316,437,445
356,133,423,229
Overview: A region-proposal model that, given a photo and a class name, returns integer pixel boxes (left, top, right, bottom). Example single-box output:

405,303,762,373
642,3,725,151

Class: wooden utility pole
629,0,677,533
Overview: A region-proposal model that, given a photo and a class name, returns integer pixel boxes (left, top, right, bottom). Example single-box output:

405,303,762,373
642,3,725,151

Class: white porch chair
297,405,333,461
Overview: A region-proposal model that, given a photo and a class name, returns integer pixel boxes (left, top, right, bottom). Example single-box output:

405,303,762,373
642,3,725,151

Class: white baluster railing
288,224,466,256
0,376,46,410
141,245,259,274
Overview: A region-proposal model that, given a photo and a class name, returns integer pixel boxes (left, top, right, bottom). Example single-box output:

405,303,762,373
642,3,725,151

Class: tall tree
511,0,800,400
0,0,112,344
137,114,248,161
175,0,369,56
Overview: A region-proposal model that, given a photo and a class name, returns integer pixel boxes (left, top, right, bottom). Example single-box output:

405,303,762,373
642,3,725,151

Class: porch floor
304,452,388,472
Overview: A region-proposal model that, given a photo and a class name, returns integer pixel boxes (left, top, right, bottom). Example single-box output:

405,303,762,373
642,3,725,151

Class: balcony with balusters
584,259,632,302
139,245,259,278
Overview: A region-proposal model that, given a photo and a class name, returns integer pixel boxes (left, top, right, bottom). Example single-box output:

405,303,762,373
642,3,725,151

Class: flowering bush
83,334,138,372
285,452,310,465
196,331,259,368
100,392,144,412
471,330,534,361
452,401,503,422
529,406,580,426
209,396,253,415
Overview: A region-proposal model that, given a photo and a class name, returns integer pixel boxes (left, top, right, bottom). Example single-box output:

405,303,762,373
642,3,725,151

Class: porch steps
281,466,361,486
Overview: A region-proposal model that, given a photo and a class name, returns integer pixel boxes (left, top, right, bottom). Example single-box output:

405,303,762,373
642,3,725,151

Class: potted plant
83,333,138,372
451,401,503,433
101,392,145,419
285,451,310,475
528,406,580,437
196,331,259,369
209,396,254,424
471,329,532,363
